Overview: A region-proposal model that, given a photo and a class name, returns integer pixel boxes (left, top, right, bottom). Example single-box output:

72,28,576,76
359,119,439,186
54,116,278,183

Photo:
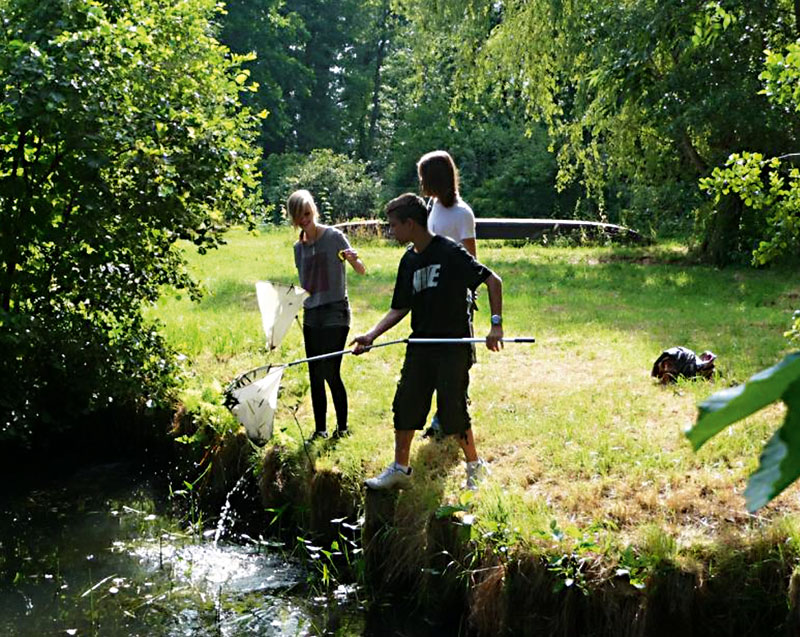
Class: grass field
149,225,800,576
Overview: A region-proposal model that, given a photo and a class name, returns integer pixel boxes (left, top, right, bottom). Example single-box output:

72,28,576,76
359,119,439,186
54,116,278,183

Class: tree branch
677,129,707,175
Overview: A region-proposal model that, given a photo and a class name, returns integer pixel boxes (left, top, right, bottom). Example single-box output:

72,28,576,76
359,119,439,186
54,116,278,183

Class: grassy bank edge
154,226,800,633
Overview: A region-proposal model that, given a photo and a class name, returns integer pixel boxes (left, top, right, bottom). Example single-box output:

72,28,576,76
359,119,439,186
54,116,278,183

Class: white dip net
225,281,308,443
256,281,308,350
229,365,284,443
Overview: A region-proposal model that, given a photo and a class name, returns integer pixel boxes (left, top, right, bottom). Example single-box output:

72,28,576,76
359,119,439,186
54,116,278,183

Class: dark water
0,462,368,636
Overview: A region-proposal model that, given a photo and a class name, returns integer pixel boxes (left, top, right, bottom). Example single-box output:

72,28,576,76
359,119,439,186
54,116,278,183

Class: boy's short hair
386,193,428,227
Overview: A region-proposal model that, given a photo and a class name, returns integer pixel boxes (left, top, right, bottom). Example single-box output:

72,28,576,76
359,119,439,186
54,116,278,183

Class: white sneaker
465,458,490,491
365,462,412,490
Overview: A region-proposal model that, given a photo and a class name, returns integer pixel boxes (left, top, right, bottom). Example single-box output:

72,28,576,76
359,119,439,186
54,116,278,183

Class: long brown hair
417,150,459,208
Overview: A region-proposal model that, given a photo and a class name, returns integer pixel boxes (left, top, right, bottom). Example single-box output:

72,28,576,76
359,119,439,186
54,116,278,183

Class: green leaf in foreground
686,352,800,450
685,352,800,511
743,381,800,511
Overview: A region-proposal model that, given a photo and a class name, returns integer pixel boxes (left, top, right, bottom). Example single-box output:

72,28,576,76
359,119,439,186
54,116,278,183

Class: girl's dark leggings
303,324,349,433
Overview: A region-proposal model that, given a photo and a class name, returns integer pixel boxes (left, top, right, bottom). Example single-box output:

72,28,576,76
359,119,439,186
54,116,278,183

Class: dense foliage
220,0,573,222
217,1,800,248
700,40,800,265
263,149,382,223
402,1,800,244
0,0,263,443
687,32,800,511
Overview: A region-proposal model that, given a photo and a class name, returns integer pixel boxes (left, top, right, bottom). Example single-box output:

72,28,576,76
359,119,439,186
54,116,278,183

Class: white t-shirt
427,198,476,244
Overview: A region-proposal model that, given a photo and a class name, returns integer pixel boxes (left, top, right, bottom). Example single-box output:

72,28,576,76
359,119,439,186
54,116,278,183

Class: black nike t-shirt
391,235,491,338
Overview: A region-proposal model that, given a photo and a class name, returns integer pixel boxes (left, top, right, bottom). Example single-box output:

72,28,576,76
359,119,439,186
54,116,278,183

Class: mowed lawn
151,225,800,559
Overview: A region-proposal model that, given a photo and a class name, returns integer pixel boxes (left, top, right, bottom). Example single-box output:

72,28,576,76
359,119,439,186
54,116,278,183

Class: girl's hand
341,248,367,275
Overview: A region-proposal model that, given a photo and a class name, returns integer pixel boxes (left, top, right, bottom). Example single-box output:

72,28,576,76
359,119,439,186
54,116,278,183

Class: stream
0,461,369,636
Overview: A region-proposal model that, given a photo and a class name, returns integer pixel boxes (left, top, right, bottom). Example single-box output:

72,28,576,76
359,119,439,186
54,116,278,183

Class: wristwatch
490,314,503,326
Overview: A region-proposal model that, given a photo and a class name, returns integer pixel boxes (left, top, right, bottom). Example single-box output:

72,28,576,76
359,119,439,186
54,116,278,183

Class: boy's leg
435,344,472,437
436,346,489,489
455,429,478,463
364,430,416,490
365,347,433,490
394,430,415,466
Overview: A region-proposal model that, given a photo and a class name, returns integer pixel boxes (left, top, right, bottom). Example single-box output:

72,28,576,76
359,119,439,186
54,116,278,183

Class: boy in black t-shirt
351,193,504,491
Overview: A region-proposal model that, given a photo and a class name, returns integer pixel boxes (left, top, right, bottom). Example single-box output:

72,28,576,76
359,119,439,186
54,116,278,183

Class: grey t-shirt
293,227,352,327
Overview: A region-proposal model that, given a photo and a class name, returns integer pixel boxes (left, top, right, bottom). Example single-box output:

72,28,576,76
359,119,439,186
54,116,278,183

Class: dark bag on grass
651,346,717,384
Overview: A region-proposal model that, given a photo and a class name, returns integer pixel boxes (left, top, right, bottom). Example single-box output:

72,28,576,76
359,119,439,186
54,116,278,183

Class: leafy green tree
687,36,800,510
218,0,312,154
378,12,572,219
264,149,381,223
398,0,800,238
337,0,399,160
700,40,800,265
0,0,263,443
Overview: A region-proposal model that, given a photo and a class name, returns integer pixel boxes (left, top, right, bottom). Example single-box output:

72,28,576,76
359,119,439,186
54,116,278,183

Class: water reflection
0,462,365,636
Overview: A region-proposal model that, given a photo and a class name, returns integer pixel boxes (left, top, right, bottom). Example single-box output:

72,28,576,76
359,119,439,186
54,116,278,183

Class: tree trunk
363,1,391,159
677,128,707,176
795,0,800,38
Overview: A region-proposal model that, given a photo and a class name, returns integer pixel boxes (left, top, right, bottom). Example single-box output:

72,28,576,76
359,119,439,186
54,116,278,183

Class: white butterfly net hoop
224,281,308,443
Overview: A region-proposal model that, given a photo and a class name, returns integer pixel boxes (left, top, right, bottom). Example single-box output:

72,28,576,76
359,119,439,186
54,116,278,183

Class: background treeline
220,0,800,264
220,0,575,225
3,0,800,448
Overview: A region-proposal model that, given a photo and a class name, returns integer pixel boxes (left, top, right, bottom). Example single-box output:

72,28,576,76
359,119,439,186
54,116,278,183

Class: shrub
263,149,382,224
0,0,263,444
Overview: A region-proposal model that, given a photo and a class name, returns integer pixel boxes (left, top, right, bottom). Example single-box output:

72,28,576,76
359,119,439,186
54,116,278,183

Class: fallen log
335,218,647,243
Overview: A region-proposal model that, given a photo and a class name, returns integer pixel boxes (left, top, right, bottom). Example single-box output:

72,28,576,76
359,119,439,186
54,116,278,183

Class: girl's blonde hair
286,189,318,226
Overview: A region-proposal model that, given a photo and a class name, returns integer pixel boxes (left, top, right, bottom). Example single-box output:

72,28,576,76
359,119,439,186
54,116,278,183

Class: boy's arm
483,272,503,351
351,308,409,354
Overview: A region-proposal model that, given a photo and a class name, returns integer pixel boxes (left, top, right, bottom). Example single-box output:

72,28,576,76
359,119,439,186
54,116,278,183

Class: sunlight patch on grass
152,226,800,563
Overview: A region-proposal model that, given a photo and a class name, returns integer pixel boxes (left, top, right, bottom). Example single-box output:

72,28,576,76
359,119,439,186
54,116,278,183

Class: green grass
149,225,800,572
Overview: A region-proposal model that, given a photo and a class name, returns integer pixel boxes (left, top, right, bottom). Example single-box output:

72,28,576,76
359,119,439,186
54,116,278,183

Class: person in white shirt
417,150,477,258
416,151,478,439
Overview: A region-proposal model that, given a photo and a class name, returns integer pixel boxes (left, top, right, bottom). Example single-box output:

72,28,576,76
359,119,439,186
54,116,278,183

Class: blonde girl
287,189,366,439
